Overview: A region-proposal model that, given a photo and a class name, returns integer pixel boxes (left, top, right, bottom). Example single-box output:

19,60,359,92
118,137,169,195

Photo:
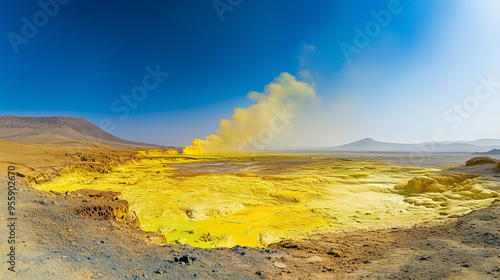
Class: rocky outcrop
64,189,167,244
71,189,141,227
466,156,499,166
465,157,500,173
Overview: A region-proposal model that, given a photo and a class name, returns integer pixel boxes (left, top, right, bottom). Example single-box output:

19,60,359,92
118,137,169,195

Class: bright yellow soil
38,152,499,248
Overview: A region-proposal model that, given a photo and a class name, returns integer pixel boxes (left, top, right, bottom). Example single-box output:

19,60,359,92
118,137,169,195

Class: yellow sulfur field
38,151,499,248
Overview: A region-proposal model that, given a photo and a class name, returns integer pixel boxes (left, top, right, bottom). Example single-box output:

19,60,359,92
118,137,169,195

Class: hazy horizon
2,1,500,148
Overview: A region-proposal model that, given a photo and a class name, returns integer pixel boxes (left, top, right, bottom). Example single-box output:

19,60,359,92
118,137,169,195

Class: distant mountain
473,149,500,156
333,138,411,152
331,138,499,153
457,139,500,147
0,115,161,148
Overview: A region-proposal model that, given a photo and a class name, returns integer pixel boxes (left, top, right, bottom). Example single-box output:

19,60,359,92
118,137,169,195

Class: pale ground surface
0,144,499,279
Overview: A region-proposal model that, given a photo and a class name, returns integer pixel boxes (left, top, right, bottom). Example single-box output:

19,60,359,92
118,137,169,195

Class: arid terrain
4,0,500,278
1,146,499,279
1,116,500,279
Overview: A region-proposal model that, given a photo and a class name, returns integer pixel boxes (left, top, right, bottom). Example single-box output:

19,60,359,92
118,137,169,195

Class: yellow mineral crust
38,152,499,248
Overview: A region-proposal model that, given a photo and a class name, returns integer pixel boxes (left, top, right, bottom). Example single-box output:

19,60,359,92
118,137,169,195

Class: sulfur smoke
183,73,317,154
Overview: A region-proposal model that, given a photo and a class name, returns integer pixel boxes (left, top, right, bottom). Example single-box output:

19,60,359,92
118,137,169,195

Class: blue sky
1,1,499,147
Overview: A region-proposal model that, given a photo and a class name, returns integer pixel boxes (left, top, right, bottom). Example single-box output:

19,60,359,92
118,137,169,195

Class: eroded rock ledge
48,188,167,244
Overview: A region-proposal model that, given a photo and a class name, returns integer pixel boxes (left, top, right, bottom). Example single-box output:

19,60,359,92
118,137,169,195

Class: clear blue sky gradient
1,1,499,146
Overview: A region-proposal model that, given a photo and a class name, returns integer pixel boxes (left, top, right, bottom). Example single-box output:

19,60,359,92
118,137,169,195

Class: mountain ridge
0,115,161,148
331,138,500,153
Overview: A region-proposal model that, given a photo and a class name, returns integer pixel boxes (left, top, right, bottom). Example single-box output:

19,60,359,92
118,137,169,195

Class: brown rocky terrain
270,199,500,279
0,148,498,279
0,139,179,185
464,156,500,173
0,117,499,279
450,156,500,175
0,115,161,148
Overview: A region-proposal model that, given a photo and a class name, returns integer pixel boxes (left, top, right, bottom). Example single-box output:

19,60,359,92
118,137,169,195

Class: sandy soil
1,145,499,279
